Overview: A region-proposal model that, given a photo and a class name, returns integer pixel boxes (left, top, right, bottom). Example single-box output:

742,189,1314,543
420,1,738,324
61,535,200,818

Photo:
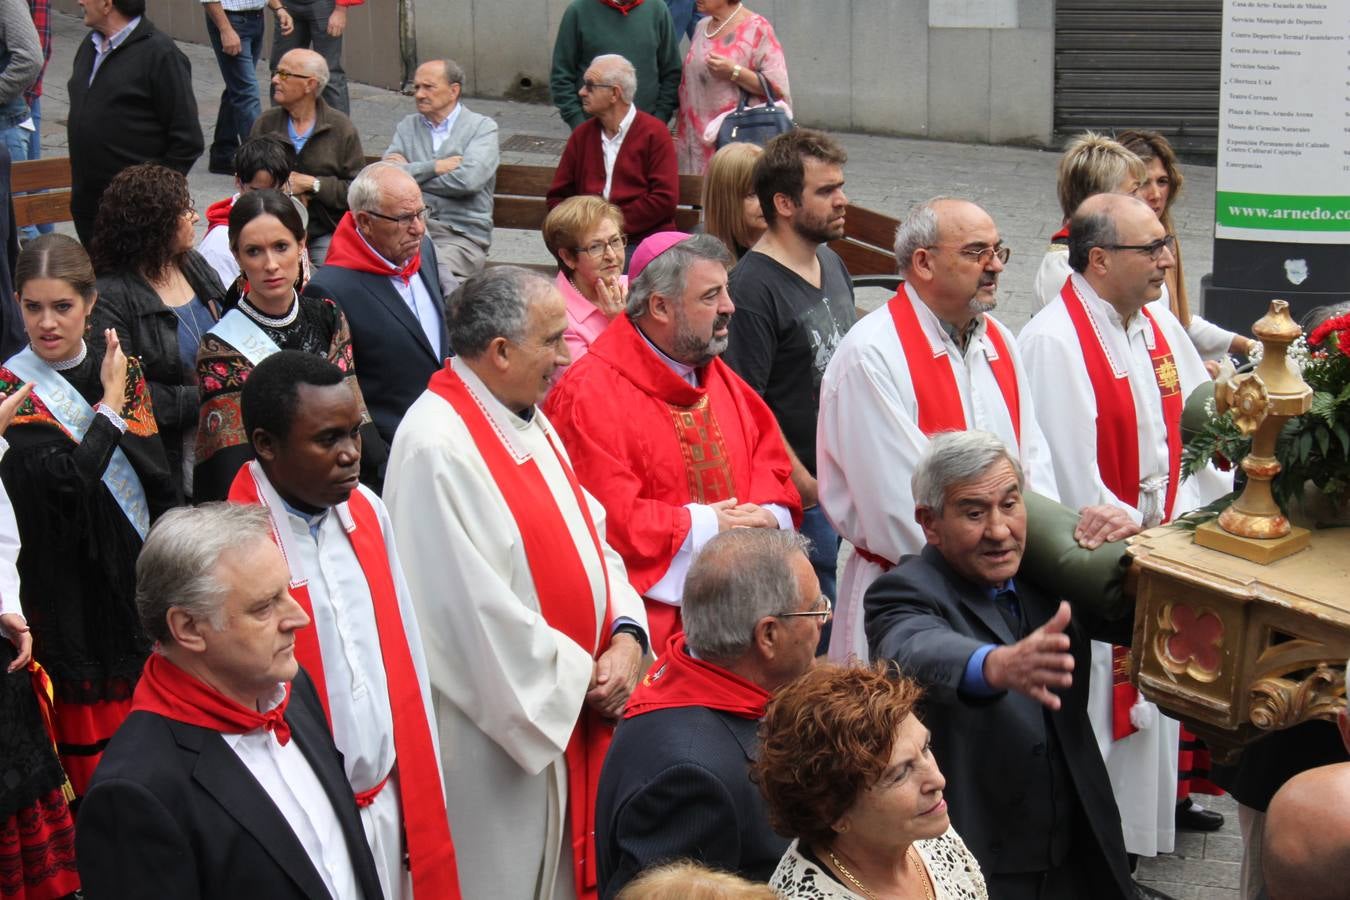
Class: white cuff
95,403,128,434
643,503,720,606
764,503,792,531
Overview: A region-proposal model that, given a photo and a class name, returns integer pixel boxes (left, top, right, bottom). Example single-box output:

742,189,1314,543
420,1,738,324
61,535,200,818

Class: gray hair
911,430,1024,514
438,58,465,86
893,198,945,277
448,265,552,357
347,161,412,214
592,53,637,105
135,504,275,645
297,50,330,93
683,529,811,664
626,234,732,319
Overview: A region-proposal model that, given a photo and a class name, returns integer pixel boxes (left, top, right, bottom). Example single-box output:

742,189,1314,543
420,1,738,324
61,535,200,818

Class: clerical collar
634,323,699,386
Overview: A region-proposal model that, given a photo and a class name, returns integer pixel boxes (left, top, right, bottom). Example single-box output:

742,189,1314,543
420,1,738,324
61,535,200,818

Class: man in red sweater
547,53,677,254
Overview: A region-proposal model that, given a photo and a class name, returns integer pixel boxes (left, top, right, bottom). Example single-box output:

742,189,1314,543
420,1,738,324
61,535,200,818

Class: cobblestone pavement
41,12,1241,898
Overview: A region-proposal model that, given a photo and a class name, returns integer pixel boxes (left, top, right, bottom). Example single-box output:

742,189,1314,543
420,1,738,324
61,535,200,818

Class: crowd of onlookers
0,1,1347,899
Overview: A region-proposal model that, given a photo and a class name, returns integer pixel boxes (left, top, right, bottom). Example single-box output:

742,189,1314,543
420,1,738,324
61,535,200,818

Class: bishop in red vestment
545,232,801,649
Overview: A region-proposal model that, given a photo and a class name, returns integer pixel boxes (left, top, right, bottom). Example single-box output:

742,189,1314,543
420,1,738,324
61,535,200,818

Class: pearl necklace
45,339,89,371
704,3,743,39
240,291,300,329
826,846,934,900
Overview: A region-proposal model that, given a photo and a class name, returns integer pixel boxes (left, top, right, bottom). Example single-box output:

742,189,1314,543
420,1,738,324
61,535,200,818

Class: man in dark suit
305,162,448,486
596,529,824,897
866,429,1135,900
76,503,385,900
66,0,203,244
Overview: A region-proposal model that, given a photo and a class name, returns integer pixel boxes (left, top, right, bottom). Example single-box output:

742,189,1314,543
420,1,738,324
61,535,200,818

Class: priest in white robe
1019,193,1233,858
385,266,649,900
228,350,457,900
818,198,1130,663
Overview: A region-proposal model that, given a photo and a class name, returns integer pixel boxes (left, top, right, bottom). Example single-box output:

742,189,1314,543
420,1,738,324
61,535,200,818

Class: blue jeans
800,503,841,654
270,0,348,114
206,8,266,169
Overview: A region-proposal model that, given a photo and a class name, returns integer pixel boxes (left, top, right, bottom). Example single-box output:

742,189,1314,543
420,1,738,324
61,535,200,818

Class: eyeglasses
927,244,1011,266
581,80,616,92
777,594,833,622
274,68,315,82
575,235,626,259
365,207,429,228
1099,234,1176,261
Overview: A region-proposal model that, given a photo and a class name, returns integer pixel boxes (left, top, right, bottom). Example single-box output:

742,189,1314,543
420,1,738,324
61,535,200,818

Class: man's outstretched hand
983,600,1075,710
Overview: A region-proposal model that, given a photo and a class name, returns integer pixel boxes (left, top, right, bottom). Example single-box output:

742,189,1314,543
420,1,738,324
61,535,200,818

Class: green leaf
1335,424,1350,458
1310,391,1340,423
1317,427,1332,459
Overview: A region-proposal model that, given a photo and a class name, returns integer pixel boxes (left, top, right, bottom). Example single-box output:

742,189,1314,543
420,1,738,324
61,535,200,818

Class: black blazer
595,705,787,899
305,239,448,454
75,670,385,900
866,545,1134,900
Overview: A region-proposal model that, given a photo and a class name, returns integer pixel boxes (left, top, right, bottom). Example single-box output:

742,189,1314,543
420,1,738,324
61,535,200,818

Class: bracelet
731,64,742,81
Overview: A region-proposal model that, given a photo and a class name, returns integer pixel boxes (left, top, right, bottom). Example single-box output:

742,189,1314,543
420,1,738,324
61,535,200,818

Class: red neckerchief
227,462,464,898
599,0,643,13
323,212,421,285
886,289,1022,446
625,634,772,720
1060,276,1183,742
206,196,234,229
1050,224,1069,244
132,653,292,745
428,363,613,898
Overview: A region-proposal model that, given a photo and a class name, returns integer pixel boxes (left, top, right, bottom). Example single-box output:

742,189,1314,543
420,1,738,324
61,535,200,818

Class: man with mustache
545,232,801,652
724,129,855,620
226,350,458,900
866,430,1135,900
817,197,1132,664
1020,191,1233,873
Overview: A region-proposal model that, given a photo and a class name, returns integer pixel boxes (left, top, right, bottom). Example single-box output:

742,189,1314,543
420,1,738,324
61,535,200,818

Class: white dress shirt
222,685,364,900
355,230,443,358
421,102,461,154
600,103,638,201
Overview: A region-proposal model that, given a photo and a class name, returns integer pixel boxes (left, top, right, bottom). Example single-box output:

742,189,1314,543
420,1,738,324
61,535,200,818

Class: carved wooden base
1193,519,1311,565
1127,524,1350,754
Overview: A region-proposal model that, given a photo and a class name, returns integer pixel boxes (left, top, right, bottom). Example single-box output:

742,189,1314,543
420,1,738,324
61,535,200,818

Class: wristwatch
310,178,321,195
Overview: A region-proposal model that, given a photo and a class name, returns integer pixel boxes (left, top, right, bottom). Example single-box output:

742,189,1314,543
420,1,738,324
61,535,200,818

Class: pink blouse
556,270,626,377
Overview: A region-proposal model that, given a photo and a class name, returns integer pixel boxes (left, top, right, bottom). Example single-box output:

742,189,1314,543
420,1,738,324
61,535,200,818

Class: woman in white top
756,663,987,900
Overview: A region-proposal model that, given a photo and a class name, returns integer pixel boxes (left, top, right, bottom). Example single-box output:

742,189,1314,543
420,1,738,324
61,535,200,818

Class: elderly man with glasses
816,197,1135,665
547,53,678,258
251,47,364,264
866,429,1138,900
385,58,499,286
1020,191,1233,876
304,162,449,490
595,528,823,898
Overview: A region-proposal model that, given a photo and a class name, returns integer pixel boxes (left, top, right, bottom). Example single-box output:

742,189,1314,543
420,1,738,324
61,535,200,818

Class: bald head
273,49,329,109
1264,761,1350,900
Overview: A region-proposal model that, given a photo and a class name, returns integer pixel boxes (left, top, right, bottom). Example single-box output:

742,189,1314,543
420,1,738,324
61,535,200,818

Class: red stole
132,653,293,745
886,289,1022,446
427,363,615,899
227,463,462,899
625,634,771,720
323,212,422,284
205,196,233,229
1060,278,1183,740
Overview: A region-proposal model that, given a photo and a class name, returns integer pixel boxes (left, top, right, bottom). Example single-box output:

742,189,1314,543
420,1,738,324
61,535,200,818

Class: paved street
39,11,1240,898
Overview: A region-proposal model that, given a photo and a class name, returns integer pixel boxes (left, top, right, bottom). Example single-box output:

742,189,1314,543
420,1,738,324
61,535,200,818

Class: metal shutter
1054,0,1222,159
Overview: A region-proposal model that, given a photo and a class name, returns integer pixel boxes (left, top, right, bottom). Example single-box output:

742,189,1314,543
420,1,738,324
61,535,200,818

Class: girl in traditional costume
0,234,175,807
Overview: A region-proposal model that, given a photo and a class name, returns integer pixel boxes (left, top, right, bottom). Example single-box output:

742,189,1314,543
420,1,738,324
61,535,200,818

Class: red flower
1213,452,1233,472
1308,314,1350,354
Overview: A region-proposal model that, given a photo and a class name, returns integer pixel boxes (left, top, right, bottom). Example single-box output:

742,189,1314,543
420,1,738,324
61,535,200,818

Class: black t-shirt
724,247,855,476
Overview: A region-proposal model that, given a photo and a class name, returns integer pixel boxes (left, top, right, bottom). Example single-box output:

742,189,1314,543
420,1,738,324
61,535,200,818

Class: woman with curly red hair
755,663,987,899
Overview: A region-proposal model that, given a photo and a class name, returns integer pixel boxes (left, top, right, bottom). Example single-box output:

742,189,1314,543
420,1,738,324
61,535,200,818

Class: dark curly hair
90,163,193,280
753,662,925,849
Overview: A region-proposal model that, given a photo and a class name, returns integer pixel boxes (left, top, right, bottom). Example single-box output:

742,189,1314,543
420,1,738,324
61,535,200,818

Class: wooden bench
11,157,72,229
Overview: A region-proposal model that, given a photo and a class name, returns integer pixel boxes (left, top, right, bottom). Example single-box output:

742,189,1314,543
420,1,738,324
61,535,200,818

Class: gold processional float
1019,300,1346,759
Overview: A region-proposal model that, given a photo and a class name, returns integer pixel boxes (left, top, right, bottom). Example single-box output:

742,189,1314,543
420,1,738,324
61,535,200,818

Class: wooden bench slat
11,158,72,194
13,191,72,229
828,238,897,277
496,164,557,198
845,203,900,250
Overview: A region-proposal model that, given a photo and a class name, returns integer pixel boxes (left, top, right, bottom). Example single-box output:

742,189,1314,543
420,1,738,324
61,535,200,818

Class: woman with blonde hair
756,663,987,899
542,195,628,374
617,861,779,899
701,142,767,263
1116,129,1253,360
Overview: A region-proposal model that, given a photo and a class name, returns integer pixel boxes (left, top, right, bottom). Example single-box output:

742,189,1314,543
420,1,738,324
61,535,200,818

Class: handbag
715,71,794,149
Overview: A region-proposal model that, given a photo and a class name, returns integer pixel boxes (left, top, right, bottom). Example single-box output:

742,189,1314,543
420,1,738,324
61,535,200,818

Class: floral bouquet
1182,311,1350,517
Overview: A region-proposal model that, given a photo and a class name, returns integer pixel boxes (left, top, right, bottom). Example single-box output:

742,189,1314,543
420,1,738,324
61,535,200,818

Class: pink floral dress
675,10,791,174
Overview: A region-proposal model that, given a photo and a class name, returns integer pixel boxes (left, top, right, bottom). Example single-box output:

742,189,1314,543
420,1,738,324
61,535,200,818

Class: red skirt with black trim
1178,725,1223,797
52,697,134,799
0,788,78,900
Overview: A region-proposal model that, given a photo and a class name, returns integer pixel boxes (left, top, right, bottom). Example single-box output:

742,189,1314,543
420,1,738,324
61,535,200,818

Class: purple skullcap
628,231,692,281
